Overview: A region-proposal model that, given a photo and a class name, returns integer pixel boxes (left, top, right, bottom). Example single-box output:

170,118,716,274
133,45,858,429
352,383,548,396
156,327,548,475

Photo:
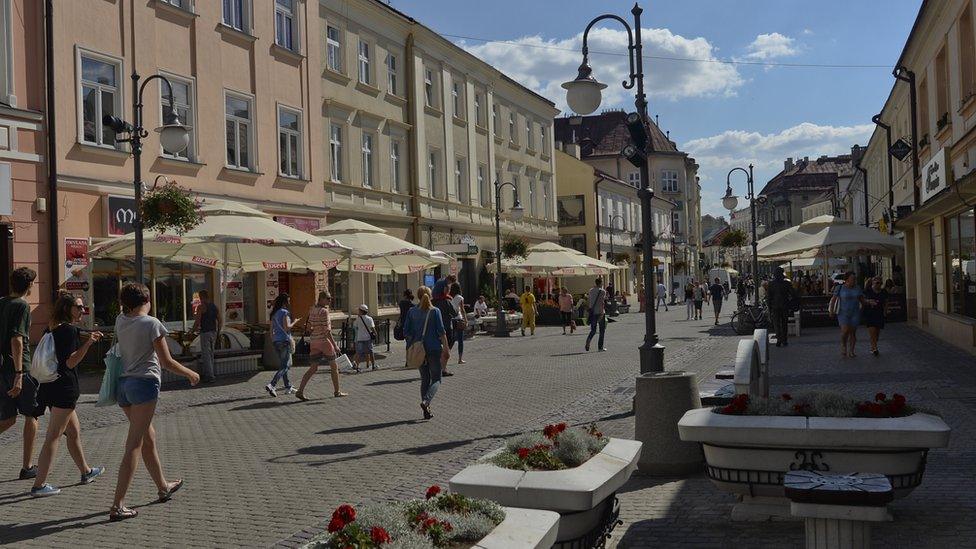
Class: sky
388,0,922,217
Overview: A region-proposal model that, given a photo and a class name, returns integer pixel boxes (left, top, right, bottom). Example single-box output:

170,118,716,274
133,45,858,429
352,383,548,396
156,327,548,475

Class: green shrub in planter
501,236,528,259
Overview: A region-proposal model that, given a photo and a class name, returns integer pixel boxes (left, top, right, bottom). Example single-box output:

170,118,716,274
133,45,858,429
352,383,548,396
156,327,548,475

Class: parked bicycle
730,302,770,335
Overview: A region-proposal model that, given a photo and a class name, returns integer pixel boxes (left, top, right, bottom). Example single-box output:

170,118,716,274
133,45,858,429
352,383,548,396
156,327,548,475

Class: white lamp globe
562,78,607,115
722,192,739,212
510,201,525,221
155,110,191,154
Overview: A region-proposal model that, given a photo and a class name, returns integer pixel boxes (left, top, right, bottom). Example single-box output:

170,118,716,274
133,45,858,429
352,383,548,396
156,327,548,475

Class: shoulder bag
406,310,431,369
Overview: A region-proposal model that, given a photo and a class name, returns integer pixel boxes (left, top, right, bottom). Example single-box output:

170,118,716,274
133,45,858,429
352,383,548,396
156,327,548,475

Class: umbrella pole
347,255,353,315
823,249,829,294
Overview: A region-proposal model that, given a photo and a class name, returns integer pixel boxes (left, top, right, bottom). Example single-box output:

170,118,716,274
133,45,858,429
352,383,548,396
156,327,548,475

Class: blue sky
390,0,922,215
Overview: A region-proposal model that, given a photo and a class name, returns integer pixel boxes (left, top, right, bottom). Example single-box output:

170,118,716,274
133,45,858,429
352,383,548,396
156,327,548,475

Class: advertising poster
63,237,92,326
266,270,279,311
225,271,244,323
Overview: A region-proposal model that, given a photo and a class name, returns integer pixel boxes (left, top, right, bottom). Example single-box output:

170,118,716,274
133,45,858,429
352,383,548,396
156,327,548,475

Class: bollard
634,371,702,475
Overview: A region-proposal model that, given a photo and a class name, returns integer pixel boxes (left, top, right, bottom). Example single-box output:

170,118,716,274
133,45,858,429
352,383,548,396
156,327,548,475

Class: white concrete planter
678,408,951,520
449,438,642,542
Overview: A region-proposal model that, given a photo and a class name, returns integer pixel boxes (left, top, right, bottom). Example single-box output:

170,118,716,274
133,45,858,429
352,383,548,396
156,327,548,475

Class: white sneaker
284,387,298,395
265,384,278,397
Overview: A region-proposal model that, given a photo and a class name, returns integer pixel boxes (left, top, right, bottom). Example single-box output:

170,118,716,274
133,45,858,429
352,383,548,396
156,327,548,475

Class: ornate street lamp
104,73,191,283
493,180,524,337
562,3,663,373
723,164,762,305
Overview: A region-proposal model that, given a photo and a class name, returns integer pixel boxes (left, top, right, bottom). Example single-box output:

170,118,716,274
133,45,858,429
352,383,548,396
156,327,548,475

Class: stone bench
699,328,769,403
788,311,801,337
784,471,893,549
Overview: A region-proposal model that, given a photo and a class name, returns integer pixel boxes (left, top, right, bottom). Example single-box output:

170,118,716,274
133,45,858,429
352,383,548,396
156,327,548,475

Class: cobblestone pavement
0,304,736,548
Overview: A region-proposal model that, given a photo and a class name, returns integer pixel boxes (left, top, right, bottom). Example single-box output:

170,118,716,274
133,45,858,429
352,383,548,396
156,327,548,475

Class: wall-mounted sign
889,138,912,161
921,147,950,204
107,195,137,235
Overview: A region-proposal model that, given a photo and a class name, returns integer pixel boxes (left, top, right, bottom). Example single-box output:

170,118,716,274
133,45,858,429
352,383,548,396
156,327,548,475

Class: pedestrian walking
575,293,588,326
637,284,645,313
110,282,199,521
30,292,105,497
558,287,576,334
585,279,608,352
450,283,466,364
403,286,450,420
766,267,796,347
829,271,866,357
684,282,694,320
353,305,376,372
296,291,346,400
0,266,42,481
190,289,220,383
520,288,537,336
655,281,668,311
693,282,705,320
432,280,457,377
709,277,725,325
265,293,301,396
862,276,888,357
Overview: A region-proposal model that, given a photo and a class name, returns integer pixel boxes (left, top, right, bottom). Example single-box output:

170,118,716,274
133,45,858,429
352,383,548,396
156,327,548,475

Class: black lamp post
562,3,663,373
493,180,524,337
104,73,191,284
722,165,766,305
608,213,624,293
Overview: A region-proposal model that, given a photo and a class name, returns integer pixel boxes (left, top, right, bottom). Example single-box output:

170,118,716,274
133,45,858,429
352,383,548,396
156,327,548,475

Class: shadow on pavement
296,443,367,456
318,419,420,435
365,378,416,386
0,511,109,544
230,399,313,411
188,395,264,408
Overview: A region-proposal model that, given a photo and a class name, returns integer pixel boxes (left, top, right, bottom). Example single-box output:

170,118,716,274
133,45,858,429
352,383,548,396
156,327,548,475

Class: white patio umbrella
780,257,848,270
487,242,593,275
89,200,350,272
311,219,450,274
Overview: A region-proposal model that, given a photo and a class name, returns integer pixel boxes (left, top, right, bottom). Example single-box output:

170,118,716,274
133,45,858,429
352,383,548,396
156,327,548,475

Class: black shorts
0,370,44,420
560,311,573,325
37,382,80,411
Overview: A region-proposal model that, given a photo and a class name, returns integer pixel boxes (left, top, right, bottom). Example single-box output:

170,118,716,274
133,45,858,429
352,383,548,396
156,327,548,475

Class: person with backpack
29,292,105,497
110,282,199,521
295,291,346,400
265,293,301,397
403,286,450,420
0,267,43,481
352,304,376,372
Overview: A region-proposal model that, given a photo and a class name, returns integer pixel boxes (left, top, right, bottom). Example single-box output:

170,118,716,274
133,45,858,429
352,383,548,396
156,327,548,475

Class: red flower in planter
517,447,530,460
425,485,442,500
327,516,347,533
333,504,356,524
875,392,887,402
370,526,391,545
781,393,793,402
543,422,568,440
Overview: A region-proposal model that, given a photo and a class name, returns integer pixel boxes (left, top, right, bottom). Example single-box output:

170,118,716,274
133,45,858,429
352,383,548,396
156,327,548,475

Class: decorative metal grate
554,496,622,549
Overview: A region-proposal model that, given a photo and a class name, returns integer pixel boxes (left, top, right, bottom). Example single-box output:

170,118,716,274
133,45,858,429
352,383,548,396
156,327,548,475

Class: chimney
784,157,794,171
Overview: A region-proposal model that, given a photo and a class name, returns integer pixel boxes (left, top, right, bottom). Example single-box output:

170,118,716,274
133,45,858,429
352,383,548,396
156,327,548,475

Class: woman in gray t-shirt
109,283,199,522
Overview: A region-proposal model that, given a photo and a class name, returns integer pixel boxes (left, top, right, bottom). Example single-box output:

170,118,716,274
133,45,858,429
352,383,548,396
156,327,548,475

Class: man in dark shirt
766,267,796,347
709,277,725,326
432,275,457,376
191,289,221,383
0,267,41,480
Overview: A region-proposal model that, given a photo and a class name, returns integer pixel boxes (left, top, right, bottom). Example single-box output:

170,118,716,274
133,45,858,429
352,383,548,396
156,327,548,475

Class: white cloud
684,122,875,216
458,27,743,113
741,33,799,61
801,28,815,36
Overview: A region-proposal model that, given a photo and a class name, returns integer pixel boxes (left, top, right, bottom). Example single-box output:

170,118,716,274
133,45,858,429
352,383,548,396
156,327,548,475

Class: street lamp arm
725,166,752,197
580,14,637,89
135,73,177,138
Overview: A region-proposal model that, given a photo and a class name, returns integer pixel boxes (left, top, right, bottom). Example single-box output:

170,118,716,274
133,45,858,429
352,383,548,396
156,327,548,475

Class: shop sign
921,147,949,204
263,261,288,270
107,196,137,235
274,216,321,233
63,237,92,323
352,263,376,273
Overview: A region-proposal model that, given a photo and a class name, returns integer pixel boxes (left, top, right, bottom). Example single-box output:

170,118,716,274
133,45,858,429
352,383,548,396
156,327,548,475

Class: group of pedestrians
676,279,727,324
1,267,196,520
829,271,888,357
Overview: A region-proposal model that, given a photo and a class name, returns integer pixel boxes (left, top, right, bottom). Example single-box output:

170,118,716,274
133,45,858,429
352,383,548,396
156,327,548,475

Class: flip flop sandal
110,506,138,521
157,479,184,502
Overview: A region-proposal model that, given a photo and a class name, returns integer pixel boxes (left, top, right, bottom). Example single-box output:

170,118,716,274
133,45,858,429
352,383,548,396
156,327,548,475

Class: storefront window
929,223,938,309
329,270,346,311
242,272,259,324
153,262,185,323
946,207,976,319
92,259,122,327
378,274,404,308
184,264,211,321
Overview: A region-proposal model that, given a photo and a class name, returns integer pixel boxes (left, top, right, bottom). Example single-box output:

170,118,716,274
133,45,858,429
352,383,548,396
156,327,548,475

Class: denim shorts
117,376,161,407
355,340,373,356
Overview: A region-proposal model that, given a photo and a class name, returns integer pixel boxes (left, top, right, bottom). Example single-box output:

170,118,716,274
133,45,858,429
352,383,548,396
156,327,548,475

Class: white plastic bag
335,353,354,372
29,332,60,384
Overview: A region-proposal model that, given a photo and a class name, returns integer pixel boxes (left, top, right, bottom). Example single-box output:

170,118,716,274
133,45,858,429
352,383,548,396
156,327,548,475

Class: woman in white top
450,283,466,364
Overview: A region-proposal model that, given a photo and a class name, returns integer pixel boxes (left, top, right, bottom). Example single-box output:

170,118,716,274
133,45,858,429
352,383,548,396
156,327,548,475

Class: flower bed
717,391,916,418
307,487,516,548
487,423,608,471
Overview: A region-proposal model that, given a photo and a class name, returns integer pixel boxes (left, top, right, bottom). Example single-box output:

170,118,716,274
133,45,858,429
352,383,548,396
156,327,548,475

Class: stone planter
449,438,642,544
677,408,951,520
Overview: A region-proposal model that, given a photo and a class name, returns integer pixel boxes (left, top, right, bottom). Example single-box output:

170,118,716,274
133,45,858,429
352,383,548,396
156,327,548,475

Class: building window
936,46,949,123
558,195,585,227
159,0,187,7
428,150,439,197
543,181,551,220
510,175,519,209
492,104,499,135
960,5,976,103
377,274,402,308
452,81,462,118
946,207,976,319
628,172,641,186
390,140,402,192
224,92,252,169
474,94,482,125
661,170,679,192
509,112,516,143
361,133,374,187
160,75,193,160
326,26,342,73
329,123,343,182
274,0,296,50
494,170,502,208
222,0,249,32
528,180,536,217
424,68,435,107
919,77,930,139
79,52,122,147
477,165,488,207
277,106,301,178
540,126,547,153
671,211,681,234
526,119,534,149
358,41,371,85
386,53,397,95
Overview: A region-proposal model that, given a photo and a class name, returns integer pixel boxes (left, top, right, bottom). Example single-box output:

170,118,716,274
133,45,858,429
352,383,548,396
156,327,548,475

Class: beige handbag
406,309,432,369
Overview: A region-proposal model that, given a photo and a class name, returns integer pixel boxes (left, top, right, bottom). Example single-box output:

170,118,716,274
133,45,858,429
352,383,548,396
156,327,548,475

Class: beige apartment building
862,0,976,353
318,0,558,315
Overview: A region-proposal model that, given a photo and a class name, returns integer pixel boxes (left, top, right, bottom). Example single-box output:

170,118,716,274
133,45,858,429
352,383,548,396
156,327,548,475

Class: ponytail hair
417,286,432,311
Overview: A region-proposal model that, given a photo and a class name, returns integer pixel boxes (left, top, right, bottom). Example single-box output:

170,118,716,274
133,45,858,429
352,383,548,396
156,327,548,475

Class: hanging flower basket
141,180,202,235
501,236,528,260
